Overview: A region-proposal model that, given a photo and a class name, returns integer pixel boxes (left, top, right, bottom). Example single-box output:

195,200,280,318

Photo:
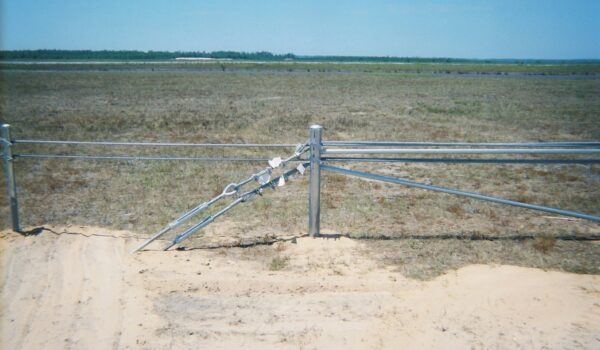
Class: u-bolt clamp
294,143,306,156
222,183,239,197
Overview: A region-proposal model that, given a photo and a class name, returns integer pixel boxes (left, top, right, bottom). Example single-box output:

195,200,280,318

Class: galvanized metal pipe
308,125,323,237
1,124,21,231
323,148,600,155
324,141,600,148
167,196,246,250
131,199,214,252
321,164,600,223
321,157,600,164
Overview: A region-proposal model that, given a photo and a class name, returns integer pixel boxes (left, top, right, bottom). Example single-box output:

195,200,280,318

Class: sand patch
1,226,599,349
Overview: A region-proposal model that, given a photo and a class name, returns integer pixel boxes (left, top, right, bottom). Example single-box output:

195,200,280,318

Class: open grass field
1,62,600,278
3,60,600,76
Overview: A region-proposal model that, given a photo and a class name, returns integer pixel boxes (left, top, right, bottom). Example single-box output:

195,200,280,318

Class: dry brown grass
362,238,600,280
268,255,290,271
1,64,599,277
533,235,557,253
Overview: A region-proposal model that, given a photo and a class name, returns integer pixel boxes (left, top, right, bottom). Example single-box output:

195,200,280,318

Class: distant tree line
0,50,597,64
296,56,598,64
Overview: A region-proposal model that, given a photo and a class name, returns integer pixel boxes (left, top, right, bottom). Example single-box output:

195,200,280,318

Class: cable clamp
222,183,239,196
0,138,12,147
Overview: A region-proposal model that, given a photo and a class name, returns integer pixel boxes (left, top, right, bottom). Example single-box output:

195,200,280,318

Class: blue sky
2,0,599,59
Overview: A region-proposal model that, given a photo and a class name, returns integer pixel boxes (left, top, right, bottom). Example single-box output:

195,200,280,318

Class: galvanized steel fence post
308,124,322,237
1,124,21,232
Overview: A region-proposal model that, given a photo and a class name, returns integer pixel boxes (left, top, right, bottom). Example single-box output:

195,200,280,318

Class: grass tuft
532,235,556,254
269,255,289,271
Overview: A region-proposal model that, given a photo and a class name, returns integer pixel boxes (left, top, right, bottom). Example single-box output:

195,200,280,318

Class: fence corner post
1,124,21,232
308,124,322,237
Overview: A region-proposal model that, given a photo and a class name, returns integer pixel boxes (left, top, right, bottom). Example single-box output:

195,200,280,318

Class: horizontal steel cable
16,139,600,149
323,141,600,148
14,154,276,161
13,139,298,147
323,147,600,155
322,157,600,164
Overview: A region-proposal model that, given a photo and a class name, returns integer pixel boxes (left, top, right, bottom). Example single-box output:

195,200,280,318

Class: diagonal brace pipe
131,144,309,253
321,164,600,223
162,162,310,251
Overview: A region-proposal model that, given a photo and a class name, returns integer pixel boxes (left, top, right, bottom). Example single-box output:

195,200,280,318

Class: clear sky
2,0,599,59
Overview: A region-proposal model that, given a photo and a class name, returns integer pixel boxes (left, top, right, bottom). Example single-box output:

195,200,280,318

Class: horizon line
1,49,599,62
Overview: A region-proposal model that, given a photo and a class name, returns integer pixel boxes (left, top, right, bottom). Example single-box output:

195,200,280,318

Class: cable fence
2,123,600,250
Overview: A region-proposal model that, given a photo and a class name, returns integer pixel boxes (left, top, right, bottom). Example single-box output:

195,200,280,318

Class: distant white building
174,57,232,61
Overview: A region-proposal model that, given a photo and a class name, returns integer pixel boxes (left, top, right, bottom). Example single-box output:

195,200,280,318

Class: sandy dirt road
1,226,600,349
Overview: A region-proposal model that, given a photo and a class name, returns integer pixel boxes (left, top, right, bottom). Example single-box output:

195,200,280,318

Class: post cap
310,124,323,129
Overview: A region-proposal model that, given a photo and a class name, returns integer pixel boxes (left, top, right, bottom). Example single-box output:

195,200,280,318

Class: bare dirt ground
1,226,599,350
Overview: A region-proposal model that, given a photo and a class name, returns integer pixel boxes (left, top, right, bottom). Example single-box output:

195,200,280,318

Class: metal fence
2,123,600,249
307,124,600,237
0,123,300,232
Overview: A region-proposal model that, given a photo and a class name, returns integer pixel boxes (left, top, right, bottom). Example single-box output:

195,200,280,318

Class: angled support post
308,124,322,237
1,124,21,232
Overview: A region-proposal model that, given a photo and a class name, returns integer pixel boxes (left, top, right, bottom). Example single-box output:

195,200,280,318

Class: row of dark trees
0,50,596,64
